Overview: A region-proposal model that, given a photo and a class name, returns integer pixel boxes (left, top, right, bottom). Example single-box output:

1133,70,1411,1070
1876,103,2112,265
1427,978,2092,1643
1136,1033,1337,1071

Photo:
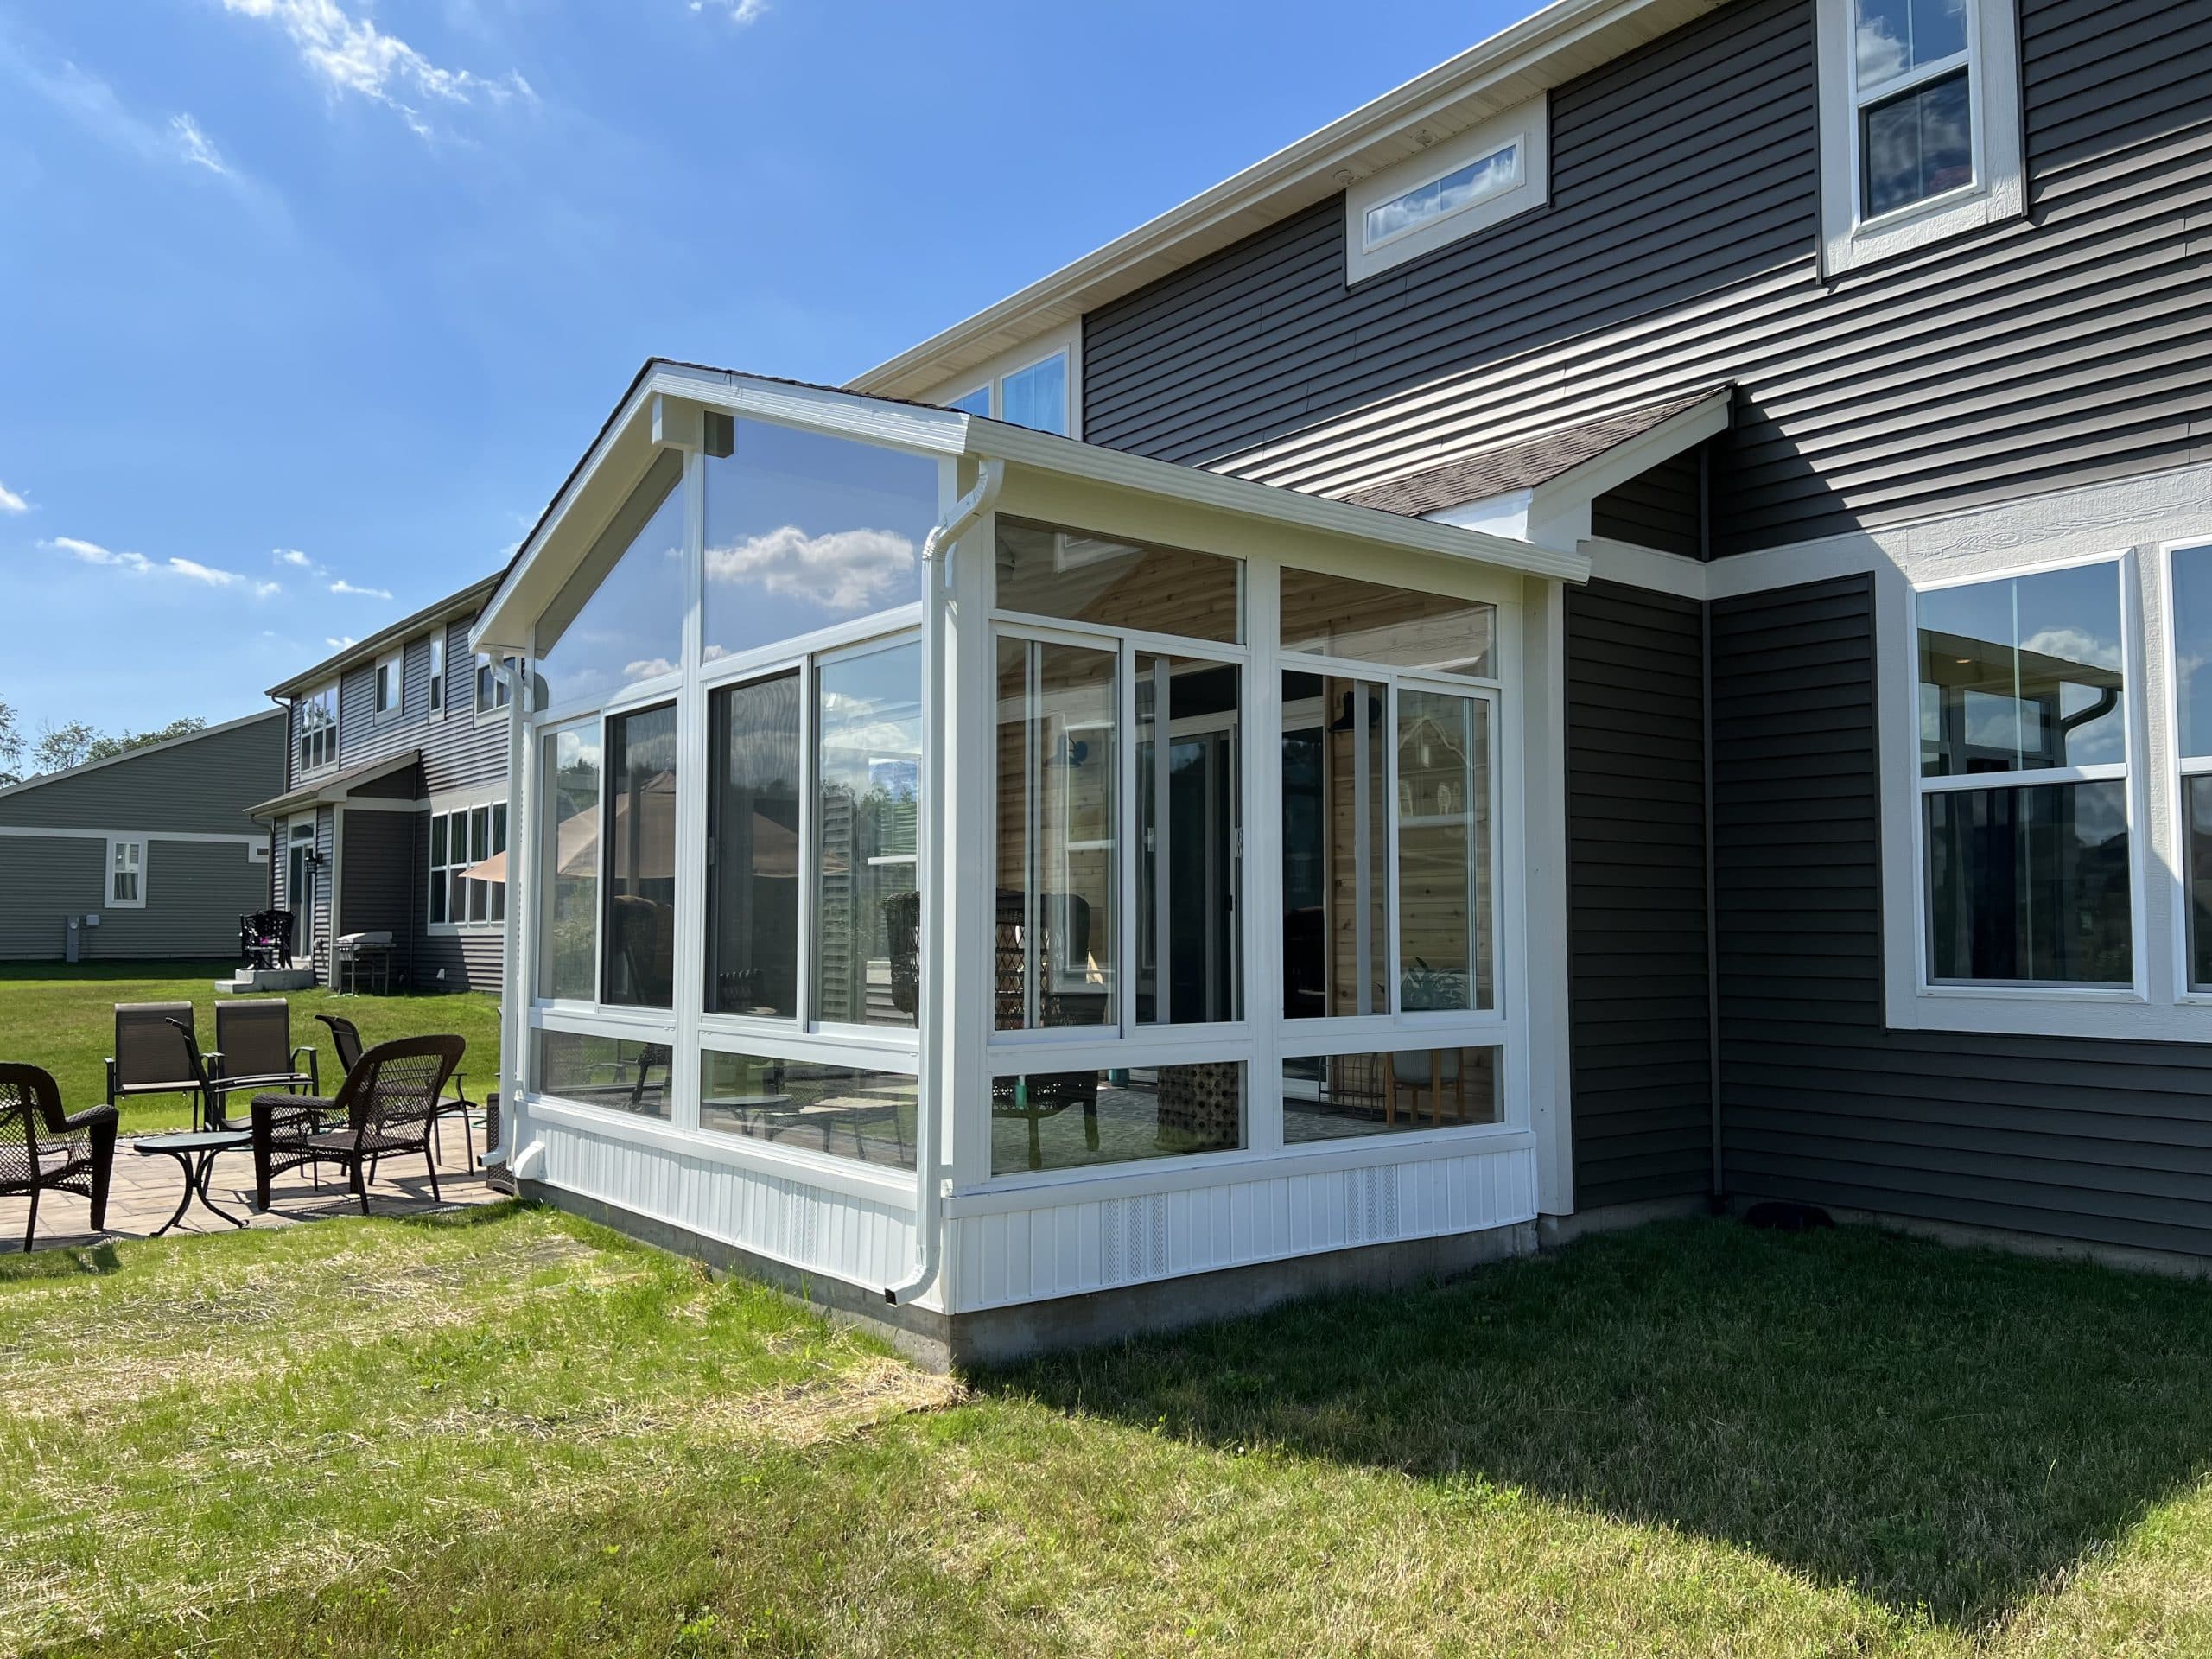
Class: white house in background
475,361,1579,1364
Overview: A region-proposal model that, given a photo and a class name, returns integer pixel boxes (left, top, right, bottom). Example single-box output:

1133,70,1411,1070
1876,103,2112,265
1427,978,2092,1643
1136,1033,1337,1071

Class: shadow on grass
393,1198,537,1231
987,1218,2212,1631
0,1240,124,1281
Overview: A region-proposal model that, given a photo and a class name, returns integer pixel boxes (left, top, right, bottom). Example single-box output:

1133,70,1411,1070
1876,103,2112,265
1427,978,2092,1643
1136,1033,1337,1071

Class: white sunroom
474,360,1587,1362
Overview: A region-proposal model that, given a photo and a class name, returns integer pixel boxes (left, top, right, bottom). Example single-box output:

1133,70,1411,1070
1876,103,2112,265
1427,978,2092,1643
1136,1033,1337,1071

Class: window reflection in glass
602,702,678,1008
1135,657,1241,1025
817,641,923,1028
700,1050,916,1169
534,454,685,711
1280,568,1494,676
2171,544,2212,760
991,1063,1243,1174
706,673,800,1019
1283,1048,1501,1143
1397,688,1491,1011
535,1031,671,1121
995,517,1242,643
1281,671,1389,1019
1924,781,2131,984
1853,0,1967,91
999,353,1068,435
2188,778,2212,992
538,726,601,1001
995,637,1116,1030
702,417,938,665
1863,69,1973,218
1917,564,2125,776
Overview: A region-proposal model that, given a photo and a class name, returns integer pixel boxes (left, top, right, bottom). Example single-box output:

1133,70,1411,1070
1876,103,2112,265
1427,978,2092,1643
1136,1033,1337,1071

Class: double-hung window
108,837,145,907
429,801,506,928
374,648,403,721
297,683,337,775
1914,560,2133,988
475,654,518,719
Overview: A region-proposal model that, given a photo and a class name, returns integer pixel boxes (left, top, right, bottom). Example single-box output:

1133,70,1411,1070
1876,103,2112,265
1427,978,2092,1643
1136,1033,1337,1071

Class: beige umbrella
460,787,796,884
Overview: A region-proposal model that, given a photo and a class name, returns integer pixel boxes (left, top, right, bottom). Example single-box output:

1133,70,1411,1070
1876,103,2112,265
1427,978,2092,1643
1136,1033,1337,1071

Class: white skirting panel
948,1144,1537,1313
533,1116,919,1295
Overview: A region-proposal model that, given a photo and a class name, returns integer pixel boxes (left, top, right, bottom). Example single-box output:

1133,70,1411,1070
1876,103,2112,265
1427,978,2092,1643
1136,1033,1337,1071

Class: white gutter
885,454,1005,1306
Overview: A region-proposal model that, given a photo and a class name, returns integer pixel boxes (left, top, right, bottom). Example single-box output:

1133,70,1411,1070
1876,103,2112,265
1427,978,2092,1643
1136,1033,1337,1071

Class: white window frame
474,653,518,727
106,836,146,908
427,788,507,934
425,632,447,720
925,322,1082,440
373,647,404,723
2163,537,2212,1005
1814,0,2023,276
1344,96,1548,284
296,682,339,777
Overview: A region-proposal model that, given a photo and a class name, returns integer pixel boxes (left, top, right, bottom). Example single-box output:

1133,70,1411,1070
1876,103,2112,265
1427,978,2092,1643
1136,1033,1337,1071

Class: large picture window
602,702,678,1008
1915,562,2131,986
539,724,601,1001
429,802,506,928
815,640,922,1029
535,453,686,713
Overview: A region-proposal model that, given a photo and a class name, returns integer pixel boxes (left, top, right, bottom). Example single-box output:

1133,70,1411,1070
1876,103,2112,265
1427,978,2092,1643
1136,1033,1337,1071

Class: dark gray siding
1567,582,1715,1207
1711,575,2212,1258
339,810,418,959
1590,449,1704,558
0,711,283,835
1083,0,2212,556
322,615,505,797
0,836,267,961
0,836,101,959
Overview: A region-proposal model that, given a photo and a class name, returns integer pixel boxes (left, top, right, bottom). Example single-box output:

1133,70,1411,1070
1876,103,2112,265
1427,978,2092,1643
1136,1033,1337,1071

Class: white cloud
254,580,283,598
623,657,678,681
274,548,313,567
168,556,242,588
330,577,393,599
705,525,915,613
170,112,227,173
690,0,770,22
47,537,259,590
0,480,26,513
220,0,533,137
2023,626,2122,673
325,635,358,650
50,536,149,573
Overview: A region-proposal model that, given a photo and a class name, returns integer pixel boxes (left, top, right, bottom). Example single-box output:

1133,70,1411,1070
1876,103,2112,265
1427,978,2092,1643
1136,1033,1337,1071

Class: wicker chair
251,1034,466,1215
315,1013,480,1168
105,1001,206,1125
238,908,295,970
0,1064,118,1252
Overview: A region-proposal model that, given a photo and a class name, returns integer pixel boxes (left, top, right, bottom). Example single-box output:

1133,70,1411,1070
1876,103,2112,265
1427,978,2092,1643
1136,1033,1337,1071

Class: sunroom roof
472,359,1591,656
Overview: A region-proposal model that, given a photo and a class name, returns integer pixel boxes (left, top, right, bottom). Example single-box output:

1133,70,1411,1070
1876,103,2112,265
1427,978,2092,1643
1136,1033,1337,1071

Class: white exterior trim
104,836,147,908
1345,96,1548,284
0,825,267,847
373,647,404,723
917,322,1084,439
1813,0,2024,277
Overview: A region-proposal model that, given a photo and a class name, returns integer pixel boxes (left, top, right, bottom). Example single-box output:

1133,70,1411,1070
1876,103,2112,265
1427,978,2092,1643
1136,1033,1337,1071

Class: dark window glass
991,1063,1244,1174
699,1050,915,1169
1283,1047,1501,1143
602,702,678,1008
535,1032,671,1121
1135,657,1242,1025
1281,671,1388,1019
540,726,601,1001
2171,544,2212,760
816,642,923,1028
1862,68,1973,219
1925,781,2131,984
1917,564,2125,777
707,673,801,1018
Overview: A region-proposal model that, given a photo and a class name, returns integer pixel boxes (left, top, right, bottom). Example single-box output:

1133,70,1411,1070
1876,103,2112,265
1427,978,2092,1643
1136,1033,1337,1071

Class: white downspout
493,658,534,1178
886,456,1004,1306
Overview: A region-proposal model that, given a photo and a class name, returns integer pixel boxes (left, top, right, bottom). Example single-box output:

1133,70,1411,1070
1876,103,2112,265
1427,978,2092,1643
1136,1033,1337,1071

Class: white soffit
849,0,1723,401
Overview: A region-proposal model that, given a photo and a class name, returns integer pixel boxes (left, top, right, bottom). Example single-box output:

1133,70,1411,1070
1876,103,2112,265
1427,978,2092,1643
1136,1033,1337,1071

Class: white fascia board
849,0,1722,400
1428,489,1533,540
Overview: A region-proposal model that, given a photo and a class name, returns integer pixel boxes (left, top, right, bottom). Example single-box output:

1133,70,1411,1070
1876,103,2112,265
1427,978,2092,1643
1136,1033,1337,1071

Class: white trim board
0,826,266,847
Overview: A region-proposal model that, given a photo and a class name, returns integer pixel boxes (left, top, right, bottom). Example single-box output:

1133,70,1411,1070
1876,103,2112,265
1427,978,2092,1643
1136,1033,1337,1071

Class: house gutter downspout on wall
886,454,1005,1307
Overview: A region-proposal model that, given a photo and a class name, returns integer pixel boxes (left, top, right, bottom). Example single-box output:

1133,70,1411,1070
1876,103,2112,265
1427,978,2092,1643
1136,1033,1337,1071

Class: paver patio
3,1115,496,1252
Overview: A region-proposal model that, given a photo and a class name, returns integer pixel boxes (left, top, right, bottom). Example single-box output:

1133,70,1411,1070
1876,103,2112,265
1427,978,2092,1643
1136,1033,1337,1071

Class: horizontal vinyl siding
0,836,267,960
1711,575,2212,1258
328,615,506,798
0,837,102,959
338,809,418,985
1083,0,2212,556
1567,582,1714,1208
0,713,283,835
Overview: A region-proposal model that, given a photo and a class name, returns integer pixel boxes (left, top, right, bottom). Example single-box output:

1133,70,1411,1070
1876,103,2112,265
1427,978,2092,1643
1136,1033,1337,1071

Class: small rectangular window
949,386,992,417
297,683,338,774
108,838,145,907
427,634,446,715
700,1050,916,1169
1363,141,1521,250
475,655,517,715
374,650,403,721
991,1063,1245,1174
1344,99,1548,283
999,352,1068,436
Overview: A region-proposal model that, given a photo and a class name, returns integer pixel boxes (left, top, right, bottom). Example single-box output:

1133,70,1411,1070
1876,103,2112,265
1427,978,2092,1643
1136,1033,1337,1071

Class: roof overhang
848,0,1723,402
472,361,1589,656
248,748,421,821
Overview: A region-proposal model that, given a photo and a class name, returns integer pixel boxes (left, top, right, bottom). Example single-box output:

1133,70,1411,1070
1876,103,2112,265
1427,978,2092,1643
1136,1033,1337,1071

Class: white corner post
495,654,532,1175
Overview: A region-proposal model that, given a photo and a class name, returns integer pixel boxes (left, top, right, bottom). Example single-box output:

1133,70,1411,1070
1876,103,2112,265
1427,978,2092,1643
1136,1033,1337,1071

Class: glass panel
816,641,923,1028
1283,1047,1501,1143
699,1050,916,1169
539,726,601,1001
995,517,1242,643
534,1031,671,1122
949,386,992,416
1853,0,1968,92
702,418,938,665
706,673,801,1018
534,455,686,710
2188,778,2212,991
1397,688,1491,1012
1135,656,1241,1025
2171,544,2212,759
1924,781,2131,984
999,352,1068,435
429,814,448,868
428,637,444,709
489,804,507,925
995,637,1117,1030
1862,68,1974,218
602,702,678,1009
990,1062,1244,1174
1280,568,1495,676
1364,143,1521,246
1917,563,2125,777
1281,671,1388,1019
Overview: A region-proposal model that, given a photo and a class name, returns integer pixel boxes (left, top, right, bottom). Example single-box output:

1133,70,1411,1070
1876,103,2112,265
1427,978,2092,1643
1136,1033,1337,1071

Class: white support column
1521,575,1574,1217
947,467,995,1198
671,449,708,1132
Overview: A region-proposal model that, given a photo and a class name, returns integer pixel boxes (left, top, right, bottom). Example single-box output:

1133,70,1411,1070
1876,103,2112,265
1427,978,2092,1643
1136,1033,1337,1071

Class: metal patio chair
0,1064,118,1252
106,1001,207,1127
251,1034,467,1215
208,1000,319,1121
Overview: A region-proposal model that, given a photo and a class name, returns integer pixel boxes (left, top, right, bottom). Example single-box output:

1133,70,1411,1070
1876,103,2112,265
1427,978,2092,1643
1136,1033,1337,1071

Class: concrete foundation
522,1179,1539,1372
216,967,316,994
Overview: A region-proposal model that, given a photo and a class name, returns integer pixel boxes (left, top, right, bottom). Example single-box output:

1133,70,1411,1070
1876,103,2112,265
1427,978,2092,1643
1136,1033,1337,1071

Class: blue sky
0,0,1518,740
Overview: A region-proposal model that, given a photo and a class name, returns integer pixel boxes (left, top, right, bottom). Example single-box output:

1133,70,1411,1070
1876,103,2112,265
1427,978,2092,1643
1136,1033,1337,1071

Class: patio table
133,1130,253,1236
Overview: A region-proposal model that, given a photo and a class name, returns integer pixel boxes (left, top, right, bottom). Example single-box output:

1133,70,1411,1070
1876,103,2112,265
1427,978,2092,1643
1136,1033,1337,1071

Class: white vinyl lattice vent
1344,1163,1401,1244
1100,1192,1172,1285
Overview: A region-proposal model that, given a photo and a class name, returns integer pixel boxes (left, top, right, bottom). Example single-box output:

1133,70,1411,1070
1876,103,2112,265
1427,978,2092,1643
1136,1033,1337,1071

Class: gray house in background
251,573,511,992
0,709,283,961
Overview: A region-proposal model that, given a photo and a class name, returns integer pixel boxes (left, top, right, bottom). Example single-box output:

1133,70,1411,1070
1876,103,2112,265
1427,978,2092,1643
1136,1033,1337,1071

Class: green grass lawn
0,960,503,1131
8,1211,2212,1656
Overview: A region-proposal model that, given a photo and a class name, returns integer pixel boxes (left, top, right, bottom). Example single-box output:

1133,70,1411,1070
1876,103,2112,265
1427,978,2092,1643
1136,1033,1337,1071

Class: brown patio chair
315,1013,480,1169
251,1034,466,1215
0,1064,118,1252
106,1001,207,1127
207,1000,318,1122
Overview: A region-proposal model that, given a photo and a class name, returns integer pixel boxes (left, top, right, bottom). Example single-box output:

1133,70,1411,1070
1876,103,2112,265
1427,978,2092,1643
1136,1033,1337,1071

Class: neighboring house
476,0,2212,1366
0,710,283,961
251,575,512,991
